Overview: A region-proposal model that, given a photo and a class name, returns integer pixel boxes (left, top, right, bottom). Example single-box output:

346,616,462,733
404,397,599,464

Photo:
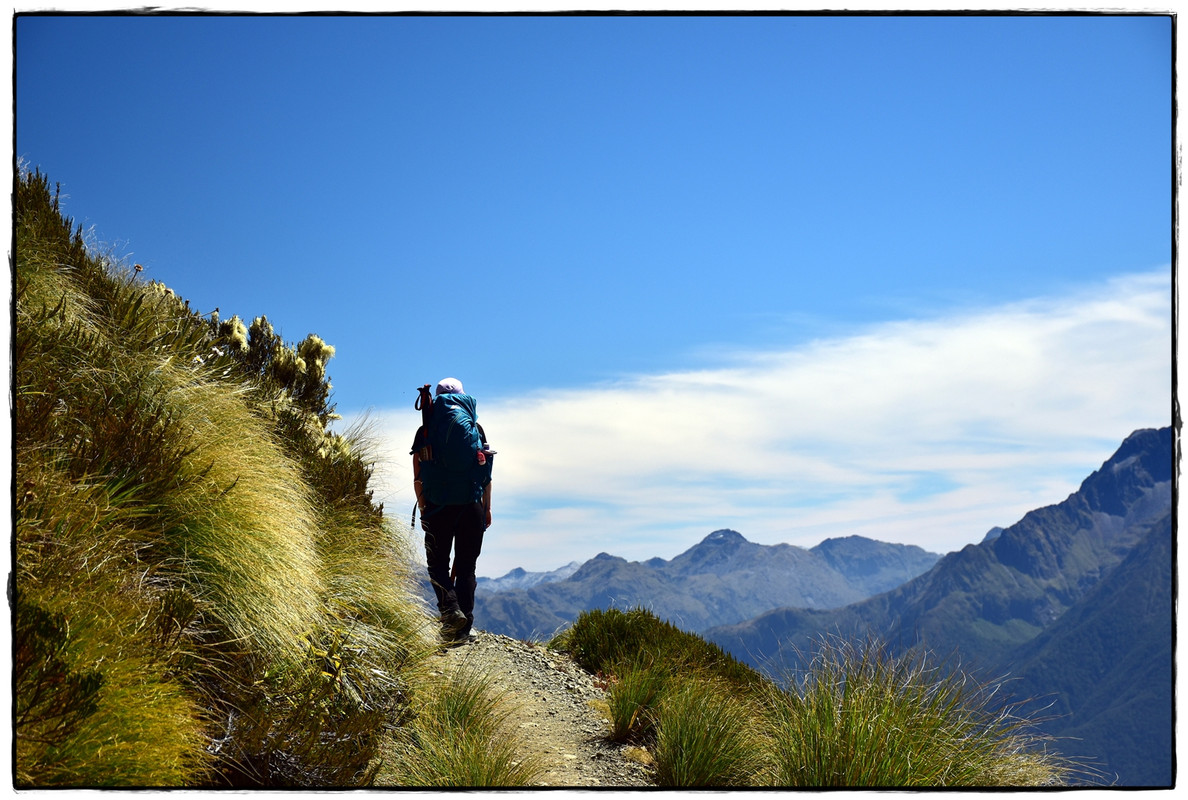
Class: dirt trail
434,631,653,788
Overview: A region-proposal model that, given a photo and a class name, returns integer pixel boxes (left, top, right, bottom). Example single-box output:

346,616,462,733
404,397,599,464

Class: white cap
435,377,464,396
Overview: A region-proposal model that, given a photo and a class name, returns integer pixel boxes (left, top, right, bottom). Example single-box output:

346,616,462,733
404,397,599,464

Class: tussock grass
156,375,327,665
317,511,435,654
763,637,1075,787
378,666,541,787
14,464,212,787
653,677,765,787
555,608,772,786
14,247,102,345
22,622,210,787
605,656,667,742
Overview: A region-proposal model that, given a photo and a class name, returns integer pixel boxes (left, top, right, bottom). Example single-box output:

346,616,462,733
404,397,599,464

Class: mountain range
477,561,583,592
706,426,1173,786
462,530,940,642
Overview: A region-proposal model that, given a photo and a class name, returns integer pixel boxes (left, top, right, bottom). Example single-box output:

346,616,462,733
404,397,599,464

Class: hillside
706,426,1173,786
462,531,940,640
11,169,538,788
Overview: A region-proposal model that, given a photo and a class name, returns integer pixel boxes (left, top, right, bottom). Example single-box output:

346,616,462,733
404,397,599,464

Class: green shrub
552,607,765,696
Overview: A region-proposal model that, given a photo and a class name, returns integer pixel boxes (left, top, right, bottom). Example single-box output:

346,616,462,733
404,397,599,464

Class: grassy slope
12,168,529,788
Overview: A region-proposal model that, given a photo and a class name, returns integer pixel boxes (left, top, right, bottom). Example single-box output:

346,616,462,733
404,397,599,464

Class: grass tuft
653,677,764,787
763,636,1076,787
605,655,667,743
377,666,541,787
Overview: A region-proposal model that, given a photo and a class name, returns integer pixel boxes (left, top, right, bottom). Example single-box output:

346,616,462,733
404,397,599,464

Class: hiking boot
440,608,469,637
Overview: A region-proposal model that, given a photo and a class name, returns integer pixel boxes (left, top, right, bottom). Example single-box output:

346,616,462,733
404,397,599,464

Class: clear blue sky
15,12,1173,575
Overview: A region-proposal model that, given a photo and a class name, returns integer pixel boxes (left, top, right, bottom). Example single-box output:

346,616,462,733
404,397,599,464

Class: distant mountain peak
475,561,582,593
703,529,747,544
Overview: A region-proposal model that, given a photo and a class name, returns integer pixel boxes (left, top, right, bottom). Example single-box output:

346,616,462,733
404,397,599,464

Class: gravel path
436,631,654,788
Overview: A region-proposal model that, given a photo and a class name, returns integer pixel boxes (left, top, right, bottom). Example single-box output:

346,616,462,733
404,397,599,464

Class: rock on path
437,631,653,788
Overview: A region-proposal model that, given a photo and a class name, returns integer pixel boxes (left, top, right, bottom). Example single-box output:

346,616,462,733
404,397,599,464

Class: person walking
411,377,494,646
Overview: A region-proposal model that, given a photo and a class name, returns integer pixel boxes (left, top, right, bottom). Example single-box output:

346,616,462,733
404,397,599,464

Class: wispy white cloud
359,269,1171,576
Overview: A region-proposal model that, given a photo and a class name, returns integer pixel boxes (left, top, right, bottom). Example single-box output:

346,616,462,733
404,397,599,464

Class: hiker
411,377,494,646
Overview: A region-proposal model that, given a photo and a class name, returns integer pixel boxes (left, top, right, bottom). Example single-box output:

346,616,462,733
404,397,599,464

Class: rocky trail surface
434,631,654,788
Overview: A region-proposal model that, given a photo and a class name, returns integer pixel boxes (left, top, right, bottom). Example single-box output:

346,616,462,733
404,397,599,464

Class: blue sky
14,11,1173,575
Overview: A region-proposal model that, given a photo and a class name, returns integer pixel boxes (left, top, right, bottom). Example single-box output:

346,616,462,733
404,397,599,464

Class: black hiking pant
422,501,486,635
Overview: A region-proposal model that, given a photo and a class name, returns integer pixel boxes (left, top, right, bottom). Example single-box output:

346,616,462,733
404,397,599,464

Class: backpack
414,384,493,509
